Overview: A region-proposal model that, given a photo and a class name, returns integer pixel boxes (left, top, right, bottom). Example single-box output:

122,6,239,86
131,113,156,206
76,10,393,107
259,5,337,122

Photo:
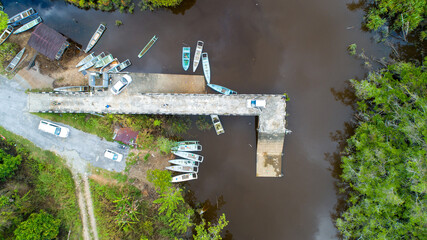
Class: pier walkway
28,79,287,177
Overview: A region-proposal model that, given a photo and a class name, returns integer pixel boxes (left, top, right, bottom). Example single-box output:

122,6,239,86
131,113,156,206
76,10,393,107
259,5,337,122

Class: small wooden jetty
138,35,158,58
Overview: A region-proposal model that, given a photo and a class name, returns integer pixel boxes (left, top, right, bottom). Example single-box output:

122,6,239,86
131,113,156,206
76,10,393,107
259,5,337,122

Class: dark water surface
5,0,388,239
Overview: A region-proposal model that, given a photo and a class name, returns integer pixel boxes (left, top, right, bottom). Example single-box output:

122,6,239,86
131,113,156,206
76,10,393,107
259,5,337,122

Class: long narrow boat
79,52,105,72
5,48,25,72
84,24,106,53
107,59,131,73
202,52,211,83
7,8,36,26
166,165,199,173
175,140,200,146
169,159,200,167
138,35,158,58
182,47,190,71
208,83,237,95
172,151,204,162
13,16,42,34
192,41,204,72
100,58,119,72
54,86,90,92
171,144,202,152
171,173,198,183
0,25,13,45
76,53,95,68
94,54,113,68
210,115,225,135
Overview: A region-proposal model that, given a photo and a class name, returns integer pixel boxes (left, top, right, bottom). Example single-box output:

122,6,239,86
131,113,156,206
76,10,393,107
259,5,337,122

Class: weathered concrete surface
28,92,287,177
111,73,206,94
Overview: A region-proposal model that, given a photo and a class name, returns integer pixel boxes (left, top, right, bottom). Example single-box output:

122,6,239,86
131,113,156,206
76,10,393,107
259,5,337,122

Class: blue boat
182,47,190,71
208,83,237,95
7,8,37,26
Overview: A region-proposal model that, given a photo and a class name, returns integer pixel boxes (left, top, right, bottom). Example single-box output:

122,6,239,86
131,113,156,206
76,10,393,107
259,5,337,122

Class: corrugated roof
27,23,67,60
113,128,139,145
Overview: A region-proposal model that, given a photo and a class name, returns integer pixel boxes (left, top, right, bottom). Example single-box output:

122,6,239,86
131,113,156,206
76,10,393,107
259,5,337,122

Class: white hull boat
166,165,199,173
202,52,210,83
211,115,225,135
172,151,203,162
169,159,200,167
192,40,204,72
171,173,198,183
171,144,202,152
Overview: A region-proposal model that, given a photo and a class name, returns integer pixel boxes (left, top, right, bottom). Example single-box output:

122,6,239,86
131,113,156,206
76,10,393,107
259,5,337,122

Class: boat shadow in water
167,0,197,15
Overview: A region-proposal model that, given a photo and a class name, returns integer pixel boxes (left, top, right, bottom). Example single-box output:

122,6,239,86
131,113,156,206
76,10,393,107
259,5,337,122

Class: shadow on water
345,0,367,11
167,0,197,15
330,80,357,111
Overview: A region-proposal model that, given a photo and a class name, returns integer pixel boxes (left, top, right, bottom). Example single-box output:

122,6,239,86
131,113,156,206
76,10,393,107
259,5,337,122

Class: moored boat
175,140,200,146
7,8,36,26
171,173,198,183
182,47,190,71
107,59,131,73
210,115,225,135
94,54,113,68
0,25,13,45
5,48,25,72
171,144,202,152
54,86,90,92
13,16,42,34
84,24,106,53
101,58,119,72
79,52,105,71
138,35,158,58
172,151,204,162
169,159,200,167
166,165,199,173
193,40,204,72
208,83,237,95
202,52,210,83
76,52,95,68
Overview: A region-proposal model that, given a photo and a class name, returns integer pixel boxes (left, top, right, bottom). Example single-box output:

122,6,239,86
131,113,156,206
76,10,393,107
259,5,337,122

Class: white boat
7,8,36,26
171,144,202,152
210,115,224,135
79,52,105,71
0,25,13,45
171,173,198,183
100,58,118,72
192,40,204,72
13,16,42,34
84,24,106,53
169,159,200,167
166,165,199,173
202,52,210,83
76,52,95,67
6,48,25,72
107,59,131,73
94,54,113,68
175,140,200,145
172,151,204,162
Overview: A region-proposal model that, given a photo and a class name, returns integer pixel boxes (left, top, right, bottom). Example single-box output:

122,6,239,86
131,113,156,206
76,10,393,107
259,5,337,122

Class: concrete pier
28,74,287,177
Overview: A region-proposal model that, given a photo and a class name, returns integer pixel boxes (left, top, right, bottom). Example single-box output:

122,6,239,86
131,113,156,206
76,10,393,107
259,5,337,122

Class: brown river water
5,0,390,239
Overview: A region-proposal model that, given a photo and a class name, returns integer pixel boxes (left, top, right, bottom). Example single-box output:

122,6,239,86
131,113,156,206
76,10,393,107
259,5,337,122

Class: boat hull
138,35,158,58
210,115,225,135
171,144,202,152
13,16,42,34
79,52,105,72
166,165,199,173
172,151,203,162
169,159,200,167
0,26,13,45
182,47,190,71
84,24,106,53
192,40,204,72
171,173,198,183
76,52,95,68
202,52,210,83
8,8,36,26
6,48,25,72
208,83,237,95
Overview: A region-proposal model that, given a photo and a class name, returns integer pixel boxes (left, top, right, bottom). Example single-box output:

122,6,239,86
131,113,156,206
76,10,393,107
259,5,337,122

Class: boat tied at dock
193,40,204,72
84,24,106,53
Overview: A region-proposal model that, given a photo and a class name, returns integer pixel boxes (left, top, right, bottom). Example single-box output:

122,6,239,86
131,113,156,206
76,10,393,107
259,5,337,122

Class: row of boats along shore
0,8,43,73
169,141,204,183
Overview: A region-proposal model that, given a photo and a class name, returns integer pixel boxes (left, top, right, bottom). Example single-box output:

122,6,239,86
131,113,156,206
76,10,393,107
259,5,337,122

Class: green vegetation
0,127,82,239
0,10,19,75
14,210,61,240
336,60,426,239
347,43,357,56
0,149,22,181
196,116,212,131
363,0,426,40
0,10,8,30
194,213,229,240
115,20,122,26
65,0,135,12
141,0,183,8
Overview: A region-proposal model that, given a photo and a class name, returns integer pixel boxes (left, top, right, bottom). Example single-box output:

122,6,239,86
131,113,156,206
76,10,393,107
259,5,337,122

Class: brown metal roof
113,128,139,145
27,23,67,60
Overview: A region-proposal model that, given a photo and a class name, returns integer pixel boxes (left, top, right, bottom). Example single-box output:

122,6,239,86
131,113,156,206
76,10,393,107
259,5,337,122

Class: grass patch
0,126,82,239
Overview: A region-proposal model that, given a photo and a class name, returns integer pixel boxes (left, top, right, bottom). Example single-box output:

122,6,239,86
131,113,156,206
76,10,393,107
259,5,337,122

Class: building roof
27,23,68,60
113,128,139,145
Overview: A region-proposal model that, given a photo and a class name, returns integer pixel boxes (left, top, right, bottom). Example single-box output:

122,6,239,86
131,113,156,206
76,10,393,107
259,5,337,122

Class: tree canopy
144,0,183,8
336,59,427,239
0,149,22,181
14,210,61,240
365,0,426,39
0,10,8,31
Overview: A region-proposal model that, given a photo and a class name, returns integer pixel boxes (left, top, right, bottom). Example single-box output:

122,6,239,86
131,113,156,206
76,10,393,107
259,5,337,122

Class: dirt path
74,175,90,240
83,175,99,240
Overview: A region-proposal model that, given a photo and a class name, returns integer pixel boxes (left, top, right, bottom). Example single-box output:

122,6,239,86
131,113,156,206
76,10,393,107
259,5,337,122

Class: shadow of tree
330,80,357,111
167,0,197,15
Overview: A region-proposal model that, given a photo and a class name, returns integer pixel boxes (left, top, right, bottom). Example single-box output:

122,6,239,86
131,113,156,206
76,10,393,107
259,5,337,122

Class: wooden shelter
27,23,69,60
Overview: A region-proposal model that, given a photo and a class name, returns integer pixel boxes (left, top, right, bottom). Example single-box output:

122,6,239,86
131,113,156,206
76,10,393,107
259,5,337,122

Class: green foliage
364,0,426,38
114,196,140,232
154,188,185,217
337,60,427,239
194,213,229,240
14,210,61,240
66,0,133,11
115,20,123,26
347,43,357,56
141,0,183,9
0,149,22,181
196,116,212,131
156,136,174,154
0,42,18,74
0,10,8,31
147,169,172,193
